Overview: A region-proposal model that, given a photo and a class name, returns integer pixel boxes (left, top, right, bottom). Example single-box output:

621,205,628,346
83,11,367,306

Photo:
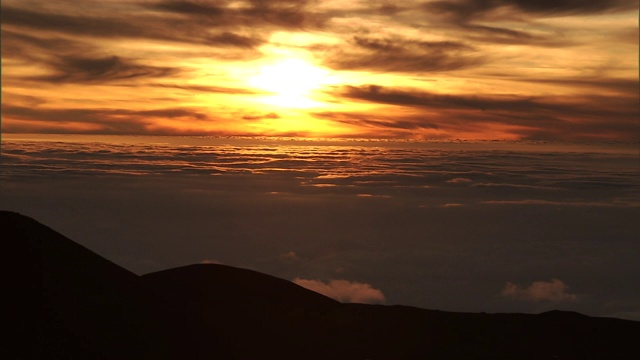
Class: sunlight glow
249,58,334,108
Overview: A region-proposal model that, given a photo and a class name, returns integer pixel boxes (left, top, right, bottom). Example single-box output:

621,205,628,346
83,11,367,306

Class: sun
249,58,333,108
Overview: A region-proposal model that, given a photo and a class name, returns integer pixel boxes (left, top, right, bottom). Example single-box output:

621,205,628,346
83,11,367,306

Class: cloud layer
2,137,638,319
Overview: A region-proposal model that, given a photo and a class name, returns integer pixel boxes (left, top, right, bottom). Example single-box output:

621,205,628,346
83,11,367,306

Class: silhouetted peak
3,210,138,283
142,263,339,308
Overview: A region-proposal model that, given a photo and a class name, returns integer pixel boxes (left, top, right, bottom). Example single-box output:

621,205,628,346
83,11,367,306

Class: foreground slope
142,264,341,358
4,210,166,359
5,210,639,359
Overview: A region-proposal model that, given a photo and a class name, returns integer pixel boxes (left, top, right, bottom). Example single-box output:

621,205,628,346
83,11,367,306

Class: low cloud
279,251,301,261
447,177,473,184
293,278,386,304
502,279,578,302
200,259,223,265
440,203,465,208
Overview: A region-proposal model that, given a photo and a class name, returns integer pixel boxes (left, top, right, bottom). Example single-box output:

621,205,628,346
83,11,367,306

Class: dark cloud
241,0,329,29
33,55,177,84
0,0,340,79
422,0,496,22
1,92,47,107
1,105,220,135
205,31,262,48
0,27,180,84
461,24,557,46
150,0,328,30
354,35,469,53
423,0,637,21
339,84,539,111
1,5,143,38
0,29,87,60
242,112,281,121
319,34,483,73
155,84,261,95
152,0,227,17
312,110,515,139
325,85,640,140
1,29,182,86
503,0,637,16
312,111,441,138
417,0,637,46
339,84,639,117
375,4,406,16
465,24,535,41
513,77,640,96
0,4,264,49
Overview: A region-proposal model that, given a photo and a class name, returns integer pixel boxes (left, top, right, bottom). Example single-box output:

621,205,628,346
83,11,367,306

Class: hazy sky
2,0,638,140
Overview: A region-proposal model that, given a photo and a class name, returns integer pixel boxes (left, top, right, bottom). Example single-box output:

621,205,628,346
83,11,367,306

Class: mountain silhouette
5,210,639,359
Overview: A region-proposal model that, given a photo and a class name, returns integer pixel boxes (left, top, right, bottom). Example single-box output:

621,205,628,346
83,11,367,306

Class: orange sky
2,0,638,140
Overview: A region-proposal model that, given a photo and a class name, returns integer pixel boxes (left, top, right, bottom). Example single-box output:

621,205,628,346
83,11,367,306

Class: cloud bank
2,137,638,319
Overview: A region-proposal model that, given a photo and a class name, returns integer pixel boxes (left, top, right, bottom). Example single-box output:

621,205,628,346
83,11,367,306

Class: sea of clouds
1,137,638,320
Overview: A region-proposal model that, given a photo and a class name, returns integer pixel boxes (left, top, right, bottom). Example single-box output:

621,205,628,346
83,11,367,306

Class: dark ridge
141,264,341,358
141,263,338,308
6,210,640,359
4,210,167,359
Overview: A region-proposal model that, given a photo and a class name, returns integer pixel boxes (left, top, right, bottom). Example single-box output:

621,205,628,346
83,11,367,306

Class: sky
1,0,639,322
2,0,639,140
